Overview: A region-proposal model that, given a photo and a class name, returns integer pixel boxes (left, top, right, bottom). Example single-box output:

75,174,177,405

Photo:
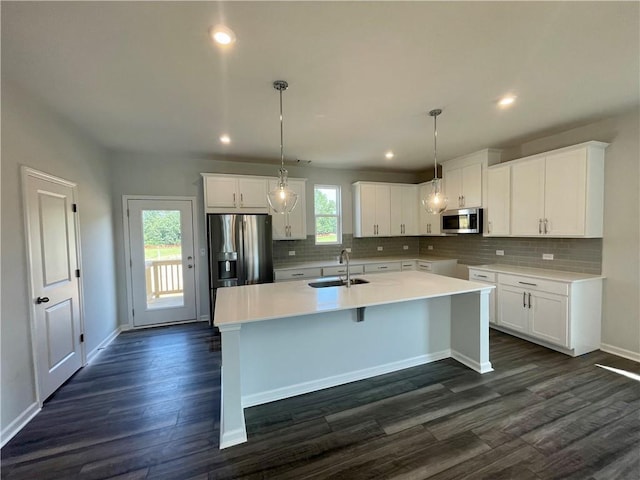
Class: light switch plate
543,253,554,260
496,250,504,256
288,251,296,256
403,245,409,250
346,247,351,253
427,245,434,250
377,246,383,251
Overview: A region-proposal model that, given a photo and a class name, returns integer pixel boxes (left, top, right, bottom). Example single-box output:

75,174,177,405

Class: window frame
314,184,342,246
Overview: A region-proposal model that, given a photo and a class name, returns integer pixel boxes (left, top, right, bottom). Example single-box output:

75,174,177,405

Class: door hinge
127,209,130,217
80,333,84,343
75,269,80,278
132,309,135,317
72,203,78,213
130,259,133,268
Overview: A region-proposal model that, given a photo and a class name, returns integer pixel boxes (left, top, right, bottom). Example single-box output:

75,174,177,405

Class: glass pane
315,187,337,215
316,216,338,243
142,210,184,309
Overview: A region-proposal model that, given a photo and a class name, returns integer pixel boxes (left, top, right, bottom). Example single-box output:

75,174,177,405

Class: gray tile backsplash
274,234,602,274
418,236,602,274
273,234,419,265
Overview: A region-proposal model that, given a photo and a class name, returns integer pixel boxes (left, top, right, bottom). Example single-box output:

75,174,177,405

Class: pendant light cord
429,108,442,181
279,87,285,172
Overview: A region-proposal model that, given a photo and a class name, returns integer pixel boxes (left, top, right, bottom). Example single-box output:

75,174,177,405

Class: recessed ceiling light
219,134,231,144
209,25,236,46
385,151,394,159
498,95,517,108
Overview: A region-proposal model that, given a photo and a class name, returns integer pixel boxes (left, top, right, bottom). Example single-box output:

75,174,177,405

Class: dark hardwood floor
2,323,639,479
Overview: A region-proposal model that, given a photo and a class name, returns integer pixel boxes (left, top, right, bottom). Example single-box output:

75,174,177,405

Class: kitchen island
214,270,494,448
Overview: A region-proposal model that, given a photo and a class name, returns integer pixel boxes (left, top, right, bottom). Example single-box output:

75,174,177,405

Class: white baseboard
451,350,494,374
601,343,640,363
119,323,132,332
1,402,40,448
86,325,124,364
241,350,451,408
200,314,210,323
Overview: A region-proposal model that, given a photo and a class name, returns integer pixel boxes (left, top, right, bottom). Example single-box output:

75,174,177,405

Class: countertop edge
467,264,604,282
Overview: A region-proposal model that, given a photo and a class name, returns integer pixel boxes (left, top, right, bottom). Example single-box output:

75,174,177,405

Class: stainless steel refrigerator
207,214,274,325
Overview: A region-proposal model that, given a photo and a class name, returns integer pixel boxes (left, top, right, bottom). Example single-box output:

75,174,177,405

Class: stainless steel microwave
441,208,483,234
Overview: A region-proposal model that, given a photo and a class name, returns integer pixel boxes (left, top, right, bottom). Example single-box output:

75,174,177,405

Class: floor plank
2,324,639,480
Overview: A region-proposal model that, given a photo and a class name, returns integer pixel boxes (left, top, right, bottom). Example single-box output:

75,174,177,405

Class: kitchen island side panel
238,297,451,406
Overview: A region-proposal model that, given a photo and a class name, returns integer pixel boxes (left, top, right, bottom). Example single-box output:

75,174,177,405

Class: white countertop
274,256,457,271
214,270,492,327
468,264,604,283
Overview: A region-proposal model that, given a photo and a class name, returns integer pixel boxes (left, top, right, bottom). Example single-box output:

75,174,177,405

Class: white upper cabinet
203,174,269,213
269,178,307,240
352,182,391,237
509,142,607,237
511,158,545,236
390,185,418,236
418,182,441,235
442,149,502,210
486,164,511,236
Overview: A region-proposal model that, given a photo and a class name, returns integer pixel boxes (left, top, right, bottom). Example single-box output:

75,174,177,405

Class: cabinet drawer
469,270,496,282
274,268,322,282
498,274,568,296
322,265,364,276
401,261,416,271
364,262,402,273
417,261,433,272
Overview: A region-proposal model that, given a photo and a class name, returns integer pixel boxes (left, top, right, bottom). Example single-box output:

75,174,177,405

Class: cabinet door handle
528,293,532,309
523,292,527,308
539,218,543,234
233,193,237,207
518,281,538,286
544,218,549,234
487,221,492,234
461,195,465,207
240,193,244,206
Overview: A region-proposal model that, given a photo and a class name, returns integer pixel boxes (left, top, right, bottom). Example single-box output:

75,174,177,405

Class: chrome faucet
339,249,351,288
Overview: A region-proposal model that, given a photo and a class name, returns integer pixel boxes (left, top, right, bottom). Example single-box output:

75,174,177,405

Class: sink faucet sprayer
339,249,351,288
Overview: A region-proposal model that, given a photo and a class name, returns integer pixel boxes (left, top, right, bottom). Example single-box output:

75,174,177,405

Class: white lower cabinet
274,268,322,282
418,259,457,277
468,269,496,325
480,268,604,356
364,262,402,274
322,265,364,276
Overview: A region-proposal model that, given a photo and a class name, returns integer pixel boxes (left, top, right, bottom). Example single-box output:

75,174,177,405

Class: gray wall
1,82,119,433
109,152,419,322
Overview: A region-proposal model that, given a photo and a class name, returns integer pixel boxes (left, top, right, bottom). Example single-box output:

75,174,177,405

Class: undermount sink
308,278,370,288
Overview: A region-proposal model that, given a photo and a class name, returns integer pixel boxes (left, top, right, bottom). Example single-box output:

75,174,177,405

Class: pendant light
267,80,299,214
422,108,448,214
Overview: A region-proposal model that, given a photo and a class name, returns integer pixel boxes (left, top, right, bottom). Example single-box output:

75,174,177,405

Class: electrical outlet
377,246,383,251
427,245,434,250
543,253,554,260
288,250,296,256
403,245,409,250
346,248,351,253
496,250,504,256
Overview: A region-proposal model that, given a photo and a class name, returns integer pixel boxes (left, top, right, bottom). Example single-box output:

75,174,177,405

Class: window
314,185,342,245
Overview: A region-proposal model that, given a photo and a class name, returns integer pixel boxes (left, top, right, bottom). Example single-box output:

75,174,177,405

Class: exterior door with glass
126,198,197,327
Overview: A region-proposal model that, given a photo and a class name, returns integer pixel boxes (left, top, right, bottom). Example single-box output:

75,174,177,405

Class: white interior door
23,168,83,401
127,199,197,327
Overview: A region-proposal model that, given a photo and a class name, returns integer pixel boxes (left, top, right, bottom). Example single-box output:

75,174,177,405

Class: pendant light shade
422,108,448,215
267,80,299,214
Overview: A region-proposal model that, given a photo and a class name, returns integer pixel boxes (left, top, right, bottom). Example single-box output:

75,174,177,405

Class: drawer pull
518,281,538,286
292,273,304,277
379,266,388,269
476,274,488,279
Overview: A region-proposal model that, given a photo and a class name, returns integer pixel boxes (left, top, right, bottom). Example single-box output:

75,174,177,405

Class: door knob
36,297,50,304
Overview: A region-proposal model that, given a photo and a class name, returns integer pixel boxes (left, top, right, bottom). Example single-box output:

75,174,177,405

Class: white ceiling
2,1,639,171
